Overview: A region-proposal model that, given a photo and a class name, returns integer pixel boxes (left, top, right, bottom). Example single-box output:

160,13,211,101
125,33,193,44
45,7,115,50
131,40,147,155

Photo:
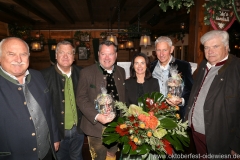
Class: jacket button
62,100,65,103
32,133,36,136
61,111,64,114
30,117,32,120
24,102,27,105
33,148,36,151
18,87,22,90
62,89,64,92
61,122,64,125
62,79,65,81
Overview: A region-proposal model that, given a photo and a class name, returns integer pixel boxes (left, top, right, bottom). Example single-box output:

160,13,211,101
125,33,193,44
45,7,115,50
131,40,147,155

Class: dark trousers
56,125,84,160
192,130,209,160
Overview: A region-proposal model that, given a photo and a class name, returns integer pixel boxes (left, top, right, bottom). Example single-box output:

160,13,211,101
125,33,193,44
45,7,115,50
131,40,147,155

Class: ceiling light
140,35,151,48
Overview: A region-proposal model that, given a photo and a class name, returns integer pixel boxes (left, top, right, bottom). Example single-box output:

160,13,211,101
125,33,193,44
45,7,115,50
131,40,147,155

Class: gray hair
0,37,30,56
99,40,117,52
155,36,173,47
200,30,229,46
55,40,75,54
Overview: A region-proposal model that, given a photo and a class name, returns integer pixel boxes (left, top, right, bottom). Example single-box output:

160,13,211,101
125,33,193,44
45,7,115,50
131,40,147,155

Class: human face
56,44,74,72
0,38,29,80
98,45,117,70
203,37,229,65
155,42,174,66
134,56,147,76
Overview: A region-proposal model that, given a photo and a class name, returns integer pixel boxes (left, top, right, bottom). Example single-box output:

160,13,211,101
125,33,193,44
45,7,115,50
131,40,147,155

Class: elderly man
150,36,193,119
185,30,240,159
0,37,60,160
41,41,84,160
76,40,125,160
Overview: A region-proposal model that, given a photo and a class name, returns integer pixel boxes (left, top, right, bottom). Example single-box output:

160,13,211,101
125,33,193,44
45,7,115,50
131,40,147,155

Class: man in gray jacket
185,30,240,159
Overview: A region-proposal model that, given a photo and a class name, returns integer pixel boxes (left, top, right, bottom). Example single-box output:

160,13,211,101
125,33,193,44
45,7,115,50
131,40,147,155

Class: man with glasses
76,40,125,160
150,36,193,120
41,41,84,160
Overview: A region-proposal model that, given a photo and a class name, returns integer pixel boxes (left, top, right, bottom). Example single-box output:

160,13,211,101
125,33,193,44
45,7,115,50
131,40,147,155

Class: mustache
11,62,26,65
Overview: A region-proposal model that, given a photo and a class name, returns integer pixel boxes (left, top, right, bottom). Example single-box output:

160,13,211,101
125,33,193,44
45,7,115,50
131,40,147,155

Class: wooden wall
29,30,134,70
0,22,8,40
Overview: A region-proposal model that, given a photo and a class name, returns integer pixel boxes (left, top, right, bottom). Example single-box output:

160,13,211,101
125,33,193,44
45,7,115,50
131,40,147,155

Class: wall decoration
233,0,240,23
210,8,236,30
78,47,88,60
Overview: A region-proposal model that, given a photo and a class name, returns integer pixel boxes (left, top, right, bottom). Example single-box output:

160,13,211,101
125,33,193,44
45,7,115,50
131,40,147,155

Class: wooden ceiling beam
111,0,127,24
129,0,158,24
0,2,35,24
12,0,55,24
165,13,189,24
86,0,94,24
49,0,75,24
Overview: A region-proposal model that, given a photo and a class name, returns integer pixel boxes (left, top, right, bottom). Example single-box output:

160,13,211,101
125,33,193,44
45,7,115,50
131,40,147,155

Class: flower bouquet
102,92,189,159
167,65,183,102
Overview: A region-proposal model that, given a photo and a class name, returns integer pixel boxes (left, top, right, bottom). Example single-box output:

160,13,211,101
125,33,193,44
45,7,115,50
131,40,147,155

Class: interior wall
0,22,8,40
28,30,135,70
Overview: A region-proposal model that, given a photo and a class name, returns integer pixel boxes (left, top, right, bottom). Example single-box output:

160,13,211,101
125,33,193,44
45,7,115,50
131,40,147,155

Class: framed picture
80,35,90,42
78,47,88,60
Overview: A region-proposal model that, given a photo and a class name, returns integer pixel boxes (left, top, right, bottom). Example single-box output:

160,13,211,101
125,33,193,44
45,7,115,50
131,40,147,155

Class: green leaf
129,148,137,155
117,117,125,124
137,144,151,155
171,134,184,151
160,118,178,129
103,127,116,133
107,122,118,127
122,144,130,154
176,134,190,147
102,134,120,145
150,92,157,99
120,136,129,144
138,97,144,108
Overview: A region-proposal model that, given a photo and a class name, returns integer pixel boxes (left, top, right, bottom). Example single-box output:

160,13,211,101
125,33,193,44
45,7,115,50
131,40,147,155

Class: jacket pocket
0,152,11,156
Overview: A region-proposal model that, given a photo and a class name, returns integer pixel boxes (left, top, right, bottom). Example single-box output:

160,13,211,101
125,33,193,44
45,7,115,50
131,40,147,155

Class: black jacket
125,77,160,106
41,64,83,139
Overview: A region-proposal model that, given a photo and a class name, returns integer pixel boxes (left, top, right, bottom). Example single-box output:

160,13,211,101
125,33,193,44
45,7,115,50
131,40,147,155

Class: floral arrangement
102,92,189,158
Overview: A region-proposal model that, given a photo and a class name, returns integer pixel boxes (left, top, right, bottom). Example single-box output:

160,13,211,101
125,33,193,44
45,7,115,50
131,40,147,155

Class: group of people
0,29,239,160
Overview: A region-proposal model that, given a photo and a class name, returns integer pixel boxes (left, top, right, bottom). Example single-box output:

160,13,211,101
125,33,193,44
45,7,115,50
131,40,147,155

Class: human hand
96,113,115,124
54,141,60,151
166,96,182,106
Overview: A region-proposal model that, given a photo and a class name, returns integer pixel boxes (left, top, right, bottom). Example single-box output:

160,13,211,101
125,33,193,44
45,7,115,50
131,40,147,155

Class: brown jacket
76,63,125,138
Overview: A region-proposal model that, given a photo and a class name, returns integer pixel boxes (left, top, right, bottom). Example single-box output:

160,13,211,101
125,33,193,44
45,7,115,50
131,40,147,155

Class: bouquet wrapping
167,65,183,101
95,87,116,120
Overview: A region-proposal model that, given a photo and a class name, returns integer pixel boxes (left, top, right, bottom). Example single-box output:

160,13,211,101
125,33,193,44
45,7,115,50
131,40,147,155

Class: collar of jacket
54,64,73,77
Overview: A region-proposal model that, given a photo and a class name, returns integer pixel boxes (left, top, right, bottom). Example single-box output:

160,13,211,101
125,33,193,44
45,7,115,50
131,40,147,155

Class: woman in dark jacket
125,52,160,106
122,53,160,160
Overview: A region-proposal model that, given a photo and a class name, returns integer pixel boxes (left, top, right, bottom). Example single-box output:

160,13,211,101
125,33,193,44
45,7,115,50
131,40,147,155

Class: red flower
128,115,135,122
115,125,129,136
129,140,137,150
162,139,173,155
159,102,168,110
